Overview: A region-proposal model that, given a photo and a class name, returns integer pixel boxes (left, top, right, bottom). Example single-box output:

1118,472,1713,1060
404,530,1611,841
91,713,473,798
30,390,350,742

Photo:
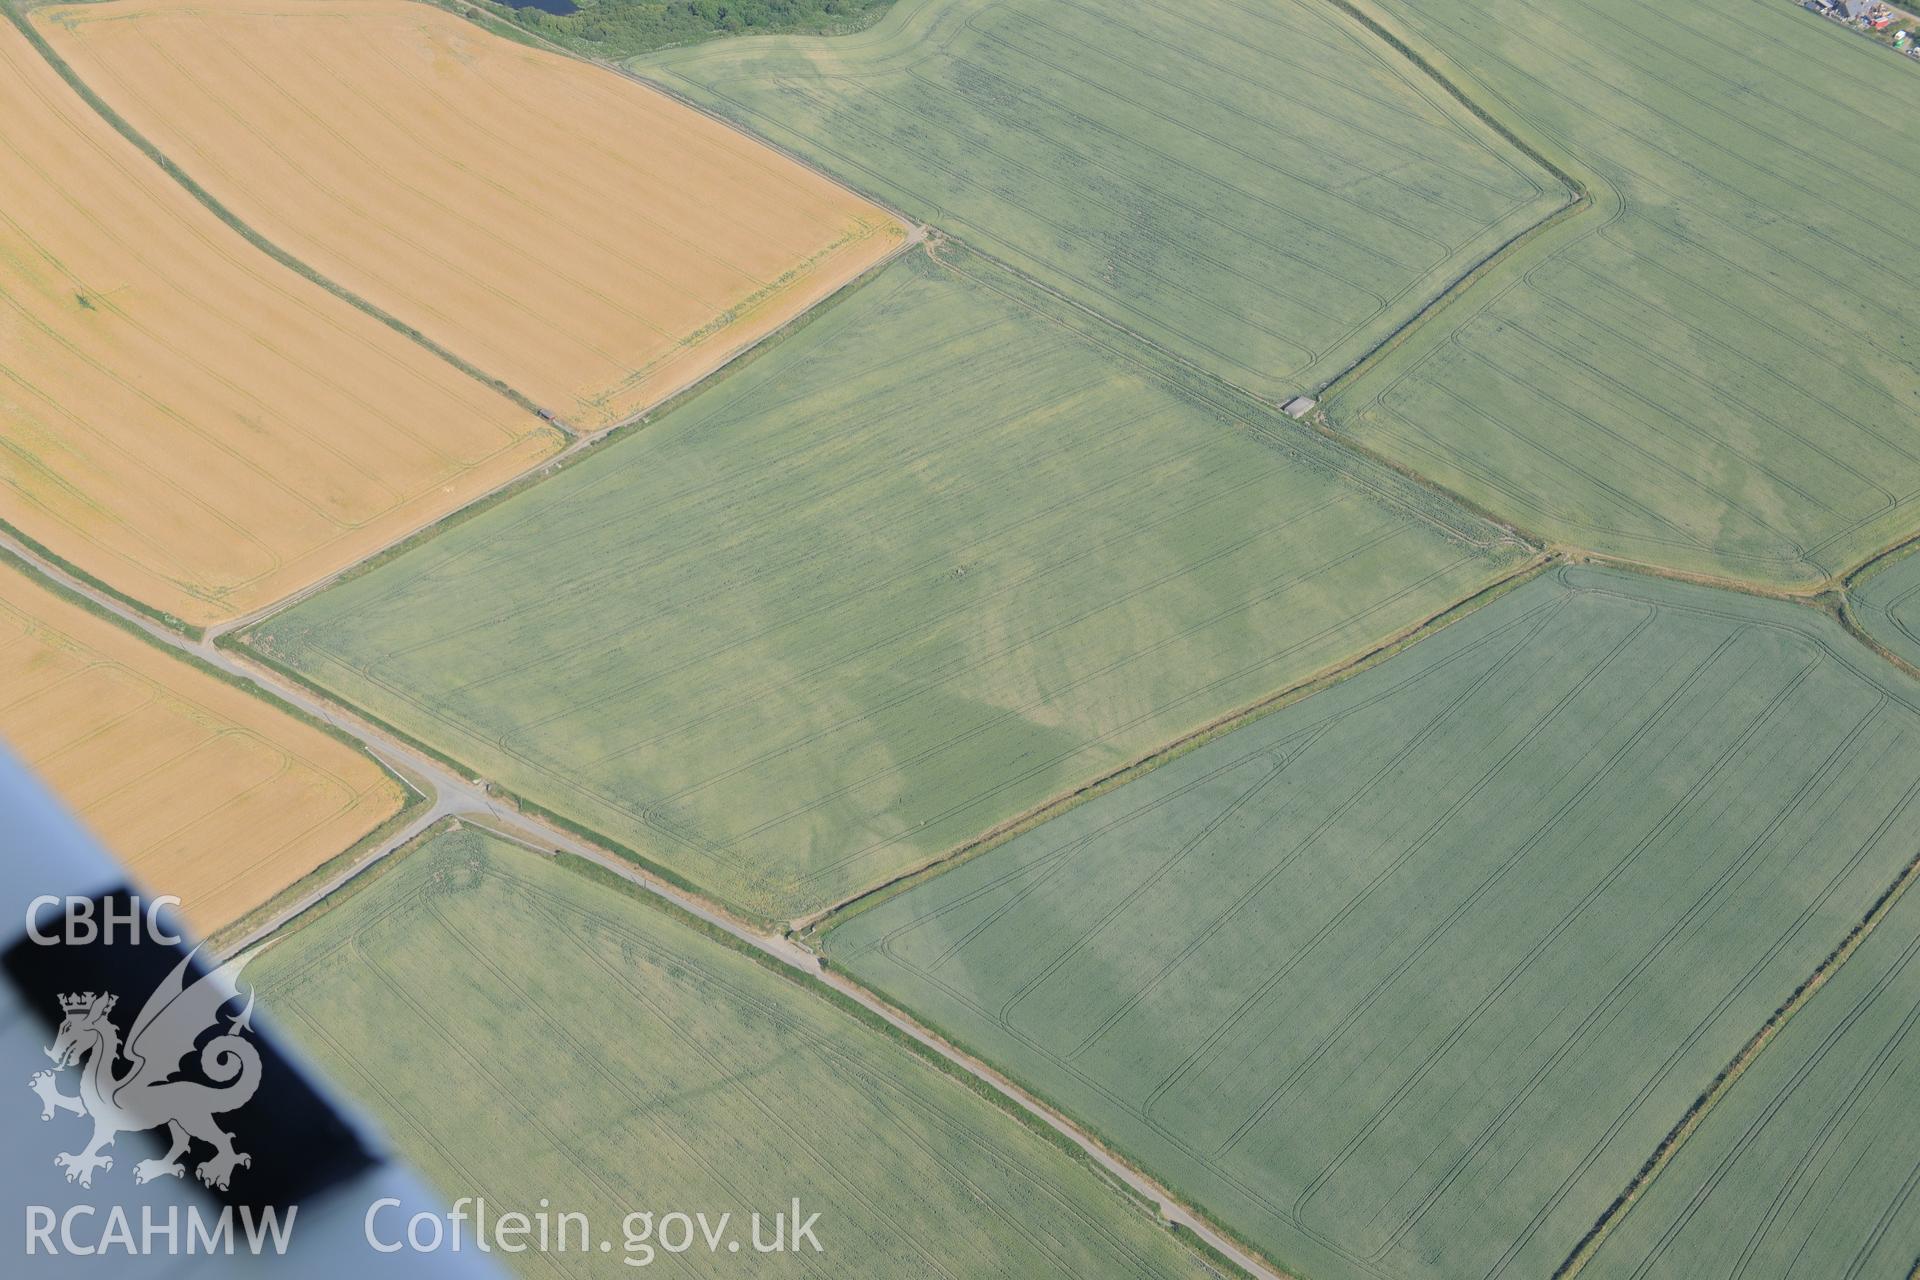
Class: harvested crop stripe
37,0,908,430
0,558,401,936
0,16,560,628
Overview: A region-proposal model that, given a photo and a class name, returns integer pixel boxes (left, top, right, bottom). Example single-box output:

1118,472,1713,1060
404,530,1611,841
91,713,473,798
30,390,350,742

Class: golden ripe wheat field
0,558,401,935
0,17,562,629
38,0,909,430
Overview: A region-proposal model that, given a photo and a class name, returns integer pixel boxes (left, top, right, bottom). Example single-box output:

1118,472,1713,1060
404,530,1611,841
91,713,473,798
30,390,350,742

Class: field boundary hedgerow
1844,527,1920,594
422,0,927,249
1553,840,1920,1277
621,0,1585,575
803,549,1556,935
205,773,433,956
0,539,412,773
633,0,1920,613
211,226,917,643
231,816,452,961
537,836,1201,1231
2,0,925,641
251,818,1271,1279
633,0,1574,401
218,626,779,927
236,241,1536,924
1324,0,1583,192
1307,0,1589,400
535,835,1267,1280
821,563,1920,1280
0,515,202,638
1319,0,1920,592
927,241,1531,554
1839,530,1920,680
3,0,558,425
37,0,914,430
0,7,576,627
10,2,1920,1274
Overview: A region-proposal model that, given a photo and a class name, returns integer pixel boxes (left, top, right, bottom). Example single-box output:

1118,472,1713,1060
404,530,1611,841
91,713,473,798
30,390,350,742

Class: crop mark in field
640,0,1567,400
260,838,1228,1279
1337,0,1920,588
245,248,1528,921
829,568,1920,1280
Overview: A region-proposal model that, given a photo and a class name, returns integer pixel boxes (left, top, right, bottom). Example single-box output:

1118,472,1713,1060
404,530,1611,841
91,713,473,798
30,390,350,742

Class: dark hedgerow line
1322,0,1584,194
222,623,790,932
221,228,909,623
1553,842,1920,1277
1309,0,1588,401
3,0,558,426
206,781,432,957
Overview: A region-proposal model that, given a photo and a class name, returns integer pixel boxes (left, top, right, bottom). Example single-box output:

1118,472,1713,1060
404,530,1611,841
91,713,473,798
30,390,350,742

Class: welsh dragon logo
27,951,262,1191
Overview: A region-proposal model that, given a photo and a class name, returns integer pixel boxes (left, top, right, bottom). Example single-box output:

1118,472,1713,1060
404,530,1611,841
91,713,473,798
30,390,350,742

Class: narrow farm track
11,4,1920,1275
0,524,1293,1280
0,5,1312,1262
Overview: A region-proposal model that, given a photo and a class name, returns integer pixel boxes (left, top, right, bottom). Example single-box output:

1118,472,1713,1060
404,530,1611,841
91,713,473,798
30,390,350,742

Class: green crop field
1855,544,1920,672
1329,0,1920,588
251,825,1232,1279
826,567,1920,1280
241,247,1524,923
479,0,897,59
639,0,1566,402
1582,875,1920,1280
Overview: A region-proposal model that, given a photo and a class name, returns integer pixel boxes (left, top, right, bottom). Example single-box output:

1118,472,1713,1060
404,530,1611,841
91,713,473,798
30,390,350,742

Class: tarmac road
0,526,1291,1280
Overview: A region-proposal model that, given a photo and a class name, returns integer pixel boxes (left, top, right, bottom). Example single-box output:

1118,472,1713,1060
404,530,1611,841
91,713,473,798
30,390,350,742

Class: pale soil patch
38,0,908,430
0,560,401,935
0,18,561,629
